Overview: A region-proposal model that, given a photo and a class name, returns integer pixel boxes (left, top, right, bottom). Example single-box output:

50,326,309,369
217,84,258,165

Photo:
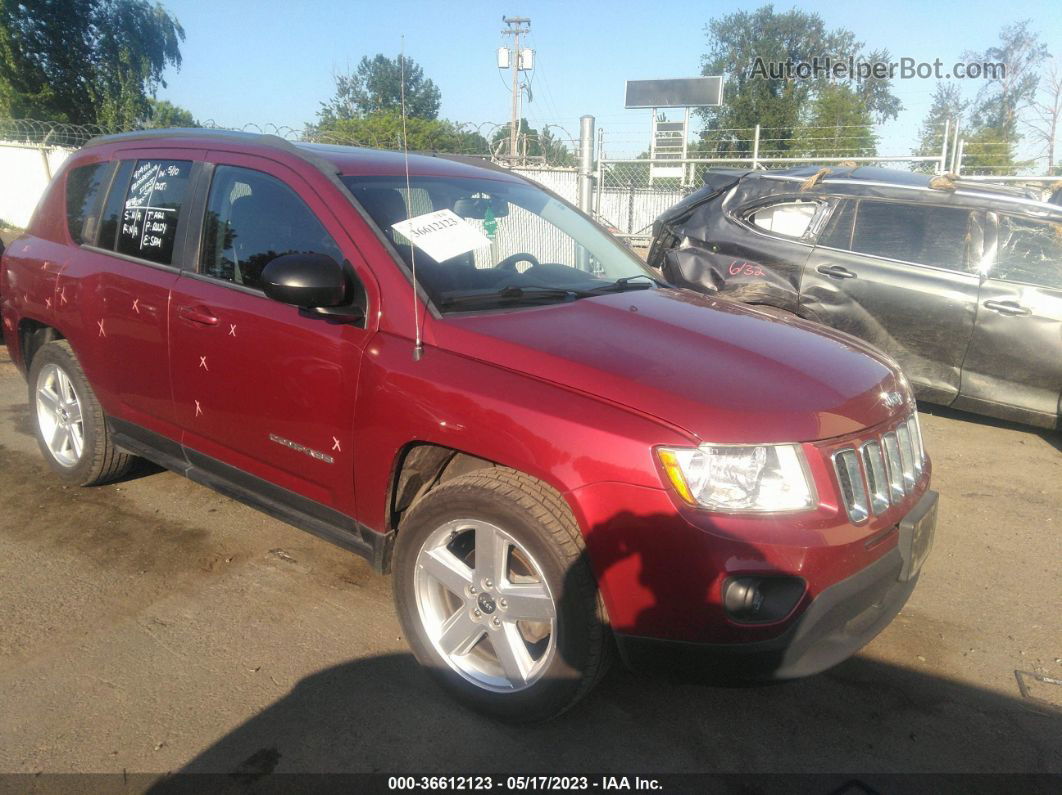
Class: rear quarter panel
660,182,812,311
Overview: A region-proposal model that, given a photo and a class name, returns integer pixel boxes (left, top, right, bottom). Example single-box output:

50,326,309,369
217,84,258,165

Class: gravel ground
0,343,1059,779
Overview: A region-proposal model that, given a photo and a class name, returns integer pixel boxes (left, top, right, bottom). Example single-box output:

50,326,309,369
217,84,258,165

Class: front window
992,214,1062,290
342,175,657,311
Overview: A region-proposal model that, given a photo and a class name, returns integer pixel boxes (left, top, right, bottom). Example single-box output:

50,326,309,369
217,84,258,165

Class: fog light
723,576,805,623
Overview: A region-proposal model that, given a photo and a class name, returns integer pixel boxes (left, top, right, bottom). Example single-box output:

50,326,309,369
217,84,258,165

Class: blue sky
156,0,1061,161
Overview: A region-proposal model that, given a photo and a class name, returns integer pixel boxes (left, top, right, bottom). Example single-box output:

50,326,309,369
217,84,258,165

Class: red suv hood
432,288,910,444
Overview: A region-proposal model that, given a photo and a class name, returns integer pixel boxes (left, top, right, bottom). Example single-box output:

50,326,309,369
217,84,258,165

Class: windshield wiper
586,274,661,294
437,284,595,309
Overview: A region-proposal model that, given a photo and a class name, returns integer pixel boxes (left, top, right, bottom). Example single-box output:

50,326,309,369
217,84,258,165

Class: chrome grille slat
860,441,890,515
896,424,916,491
832,412,926,523
834,449,869,523
882,432,905,501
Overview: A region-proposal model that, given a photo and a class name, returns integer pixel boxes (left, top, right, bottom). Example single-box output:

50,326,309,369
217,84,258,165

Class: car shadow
146,651,1059,783
146,510,1061,784
917,401,1061,453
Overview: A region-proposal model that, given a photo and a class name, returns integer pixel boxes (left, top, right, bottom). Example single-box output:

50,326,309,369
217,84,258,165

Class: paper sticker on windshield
391,209,491,262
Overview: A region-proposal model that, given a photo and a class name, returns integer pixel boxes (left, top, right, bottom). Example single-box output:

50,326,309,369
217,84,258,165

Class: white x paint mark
132,298,140,314
332,437,342,452
59,287,67,305
199,356,209,371
228,324,237,337
194,400,203,417
97,319,106,337
45,298,52,309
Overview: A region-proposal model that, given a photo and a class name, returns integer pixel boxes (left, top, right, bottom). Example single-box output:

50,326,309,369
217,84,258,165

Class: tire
392,467,611,722
28,340,135,486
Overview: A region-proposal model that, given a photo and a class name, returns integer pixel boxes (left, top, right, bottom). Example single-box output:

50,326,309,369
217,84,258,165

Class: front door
802,198,982,404
956,211,1062,427
169,154,373,515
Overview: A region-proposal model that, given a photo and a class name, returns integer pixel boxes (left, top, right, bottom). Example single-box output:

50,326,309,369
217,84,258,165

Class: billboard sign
624,77,723,109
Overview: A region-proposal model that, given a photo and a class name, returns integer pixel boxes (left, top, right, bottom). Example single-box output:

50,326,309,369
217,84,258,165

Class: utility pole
500,16,531,165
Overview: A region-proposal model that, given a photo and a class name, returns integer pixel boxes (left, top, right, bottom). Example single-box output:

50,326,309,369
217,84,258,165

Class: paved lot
0,344,1059,777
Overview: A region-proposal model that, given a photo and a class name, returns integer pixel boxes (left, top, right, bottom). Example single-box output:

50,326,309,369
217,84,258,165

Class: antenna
399,36,424,361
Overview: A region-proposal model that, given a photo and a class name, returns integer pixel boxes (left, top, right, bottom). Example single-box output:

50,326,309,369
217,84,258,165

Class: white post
578,115,595,213
955,119,964,171
955,139,965,176
595,128,604,216
752,124,760,169
939,118,950,175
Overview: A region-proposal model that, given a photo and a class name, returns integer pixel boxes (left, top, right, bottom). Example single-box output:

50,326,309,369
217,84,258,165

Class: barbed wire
0,117,1052,178
0,117,583,166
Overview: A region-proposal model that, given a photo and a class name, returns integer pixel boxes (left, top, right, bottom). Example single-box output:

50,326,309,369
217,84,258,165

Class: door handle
983,300,1031,317
817,264,858,279
177,304,219,326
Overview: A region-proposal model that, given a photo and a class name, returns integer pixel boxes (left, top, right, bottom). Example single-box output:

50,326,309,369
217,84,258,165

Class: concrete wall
0,142,74,228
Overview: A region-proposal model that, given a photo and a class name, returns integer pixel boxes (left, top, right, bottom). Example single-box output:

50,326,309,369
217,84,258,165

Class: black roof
715,165,1059,214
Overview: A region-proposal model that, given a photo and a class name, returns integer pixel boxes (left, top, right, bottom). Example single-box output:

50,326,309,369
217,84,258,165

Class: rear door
802,198,982,404
168,152,374,516
70,151,202,441
955,211,1062,426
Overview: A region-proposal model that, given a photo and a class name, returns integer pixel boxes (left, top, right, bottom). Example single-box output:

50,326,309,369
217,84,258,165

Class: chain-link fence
592,122,1061,242
2,116,1056,236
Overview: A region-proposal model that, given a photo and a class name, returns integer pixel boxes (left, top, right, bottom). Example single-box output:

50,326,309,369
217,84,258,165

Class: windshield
341,174,657,311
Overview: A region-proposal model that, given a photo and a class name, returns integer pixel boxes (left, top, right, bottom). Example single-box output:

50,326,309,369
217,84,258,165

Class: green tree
696,5,901,158
792,82,876,158
1025,62,1062,175
963,20,1048,174
312,111,487,154
140,98,198,128
319,54,441,123
967,20,1048,138
0,0,184,128
912,82,968,173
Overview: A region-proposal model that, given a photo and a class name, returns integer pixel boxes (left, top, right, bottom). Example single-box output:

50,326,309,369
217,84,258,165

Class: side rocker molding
108,417,394,572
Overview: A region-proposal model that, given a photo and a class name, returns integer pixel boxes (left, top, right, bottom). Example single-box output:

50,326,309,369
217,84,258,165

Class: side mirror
261,253,364,322
262,253,347,307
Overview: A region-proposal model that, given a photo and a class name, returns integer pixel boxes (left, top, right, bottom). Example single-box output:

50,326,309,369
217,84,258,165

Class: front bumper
615,489,939,680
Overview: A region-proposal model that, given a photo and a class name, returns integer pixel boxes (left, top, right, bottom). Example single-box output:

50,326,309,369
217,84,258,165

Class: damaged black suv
647,166,1062,429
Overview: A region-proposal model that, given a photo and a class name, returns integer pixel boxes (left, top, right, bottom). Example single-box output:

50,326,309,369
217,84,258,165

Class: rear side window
846,200,973,272
115,159,193,265
748,201,819,238
65,162,113,244
200,165,343,290
97,161,134,251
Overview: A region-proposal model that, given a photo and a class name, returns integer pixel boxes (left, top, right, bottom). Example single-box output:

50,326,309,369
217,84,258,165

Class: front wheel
392,468,610,722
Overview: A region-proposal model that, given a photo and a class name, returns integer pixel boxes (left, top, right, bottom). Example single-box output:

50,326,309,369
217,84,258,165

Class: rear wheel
29,340,134,486
393,467,610,722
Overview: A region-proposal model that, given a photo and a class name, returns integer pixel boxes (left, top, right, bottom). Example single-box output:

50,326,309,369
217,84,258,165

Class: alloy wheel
413,518,558,692
35,363,85,468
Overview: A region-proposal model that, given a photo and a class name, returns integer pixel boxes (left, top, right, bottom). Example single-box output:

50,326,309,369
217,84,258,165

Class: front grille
832,413,926,523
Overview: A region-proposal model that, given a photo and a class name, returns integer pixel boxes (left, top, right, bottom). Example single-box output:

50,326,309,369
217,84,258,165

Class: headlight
657,444,815,513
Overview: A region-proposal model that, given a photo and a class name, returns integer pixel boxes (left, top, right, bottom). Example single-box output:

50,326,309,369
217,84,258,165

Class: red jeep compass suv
0,130,937,721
